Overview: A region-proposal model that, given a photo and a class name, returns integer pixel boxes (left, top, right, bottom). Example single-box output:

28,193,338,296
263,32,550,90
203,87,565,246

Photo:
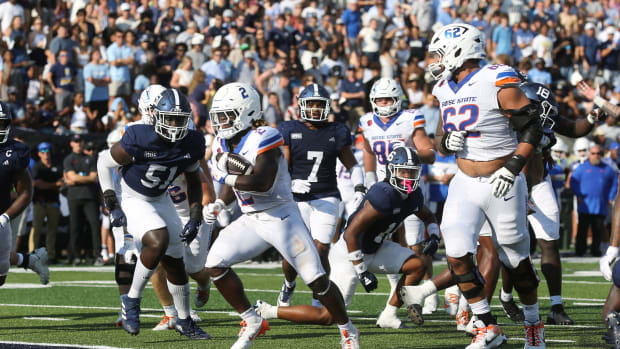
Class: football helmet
153,88,192,142
138,84,166,125
209,82,262,139
370,78,403,118
385,146,422,194
427,23,486,81
0,101,12,144
298,83,331,123
573,137,590,160
550,137,568,161
519,82,559,129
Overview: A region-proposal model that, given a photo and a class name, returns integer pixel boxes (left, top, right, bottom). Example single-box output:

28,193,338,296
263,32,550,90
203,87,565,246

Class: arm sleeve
97,149,121,192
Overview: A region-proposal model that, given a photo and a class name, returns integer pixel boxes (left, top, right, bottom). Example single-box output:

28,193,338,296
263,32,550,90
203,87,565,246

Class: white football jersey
336,148,364,203
358,109,426,181
168,174,190,220
432,64,520,161
212,126,294,213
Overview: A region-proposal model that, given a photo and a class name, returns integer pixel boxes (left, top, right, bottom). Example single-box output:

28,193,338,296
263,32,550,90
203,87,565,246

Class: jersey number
167,185,187,204
373,139,404,165
307,151,323,182
442,104,481,138
141,164,178,189
373,222,398,244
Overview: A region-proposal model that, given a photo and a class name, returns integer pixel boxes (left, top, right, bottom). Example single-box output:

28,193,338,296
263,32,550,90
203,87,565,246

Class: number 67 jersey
432,64,519,161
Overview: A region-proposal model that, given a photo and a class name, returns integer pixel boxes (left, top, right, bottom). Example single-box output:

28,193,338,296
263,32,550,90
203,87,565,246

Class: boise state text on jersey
278,120,351,201
119,124,205,197
345,181,424,254
0,139,30,213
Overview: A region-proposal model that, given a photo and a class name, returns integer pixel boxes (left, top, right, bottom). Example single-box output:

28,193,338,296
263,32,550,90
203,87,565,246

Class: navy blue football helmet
154,88,192,142
519,81,559,129
298,83,331,123
385,146,422,194
0,101,12,144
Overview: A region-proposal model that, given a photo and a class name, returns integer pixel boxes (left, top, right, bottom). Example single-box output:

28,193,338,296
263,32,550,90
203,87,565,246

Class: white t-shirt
359,27,381,54
71,105,88,131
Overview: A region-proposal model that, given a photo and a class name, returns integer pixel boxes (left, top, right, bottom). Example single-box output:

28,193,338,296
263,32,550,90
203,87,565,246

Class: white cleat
422,291,439,315
376,309,408,329
190,309,202,323
152,315,176,331
444,285,461,316
465,314,478,336
399,285,424,325
230,318,270,349
28,248,49,285
524,319,546,349
340,325,360,349
465,320,507,349
277,281,295,307
254,300,278,320
456,309,471,332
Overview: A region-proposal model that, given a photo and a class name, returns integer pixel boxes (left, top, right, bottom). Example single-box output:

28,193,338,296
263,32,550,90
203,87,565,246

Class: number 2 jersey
211,126,294,213
432,64,519,161
278,120,351,201
119,124,205,198
358,109,426,181
345,181,424,254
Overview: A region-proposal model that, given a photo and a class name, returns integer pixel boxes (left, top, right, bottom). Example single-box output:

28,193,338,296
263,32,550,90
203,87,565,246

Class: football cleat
546,304,574,325
340,325,360,349
28,248,50,285
465,320,507,349
152,315,176,331
120,295,141,335
524,319,546,349
399,285,424,325
231,319,270,349
190,309,202,323
465,315,478,337
457,309,471,332
254,300,278,320
444,285,460,316
175,317,211,340
277,281,296,307
376,309,408,329
422,291,439,315
194,285,210,309
604,310,620,348
501,298,525,322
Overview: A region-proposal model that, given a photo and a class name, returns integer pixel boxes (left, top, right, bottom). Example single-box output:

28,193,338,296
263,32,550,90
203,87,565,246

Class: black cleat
175,317,211,339
605,310,620,348
500,298,524,322
546,304,574,325
120,295,141,335
406,304,424,325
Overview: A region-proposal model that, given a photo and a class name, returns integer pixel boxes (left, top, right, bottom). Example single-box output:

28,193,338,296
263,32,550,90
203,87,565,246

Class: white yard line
23,317,70,321
0,341,134,349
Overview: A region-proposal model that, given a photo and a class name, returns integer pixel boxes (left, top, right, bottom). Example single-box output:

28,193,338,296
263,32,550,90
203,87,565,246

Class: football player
0,102,49,287
358,77,438,327
97,88,210,339
276,83,365,308
601,172,620,348
255,146,440,328
206,82,359,349
415,23,546,348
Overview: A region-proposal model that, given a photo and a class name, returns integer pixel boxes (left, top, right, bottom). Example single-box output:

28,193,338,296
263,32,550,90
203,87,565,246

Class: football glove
180,206,203,246
122,234,139,263
0,213,10,235
103,190,126,227
291,179,311,194
587,108,604,124
601,246,619,281
489,166,516,198
210,158,230,184
354,261,378,292
351,185,366,210
441,130,467,153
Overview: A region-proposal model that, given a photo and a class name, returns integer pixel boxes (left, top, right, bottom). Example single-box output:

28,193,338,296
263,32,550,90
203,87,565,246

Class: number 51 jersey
432,64,519,162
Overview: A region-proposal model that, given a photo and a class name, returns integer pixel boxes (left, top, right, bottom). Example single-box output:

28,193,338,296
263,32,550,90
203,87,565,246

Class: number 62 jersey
432,64,520,162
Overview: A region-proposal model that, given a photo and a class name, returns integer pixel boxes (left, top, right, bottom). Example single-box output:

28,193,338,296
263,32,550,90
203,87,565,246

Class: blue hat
38,142,51,151
611,142,620,151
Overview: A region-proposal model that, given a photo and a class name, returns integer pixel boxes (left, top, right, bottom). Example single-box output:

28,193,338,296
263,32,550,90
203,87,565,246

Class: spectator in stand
106,29,133,105
170,56,194,90
420,94,440,137
528,58,553,86
201,47,228,82
578,22,600,80
29,142,63,264
339,65,366,130
492,13,513,59
437,1,455,26
187,34,207,70
235,50,259,87
596,115,620,145
83,50,110,121
0,0,23,34
553,27,576,79
49,25,76,64
600,27,620,85
47,49,76,117
342,0,361,54
470,8,489,33
264,92,283,127
154,40,174,85
358,17,381,62
74,8,95,43
532,22,554,67
514,18,535,63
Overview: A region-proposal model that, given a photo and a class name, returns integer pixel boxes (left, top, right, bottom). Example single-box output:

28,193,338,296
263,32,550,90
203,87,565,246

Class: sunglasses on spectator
591,152,602,155
39,149,50,153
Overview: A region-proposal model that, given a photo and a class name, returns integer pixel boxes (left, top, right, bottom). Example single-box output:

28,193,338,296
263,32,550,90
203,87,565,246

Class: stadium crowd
1,0,619,264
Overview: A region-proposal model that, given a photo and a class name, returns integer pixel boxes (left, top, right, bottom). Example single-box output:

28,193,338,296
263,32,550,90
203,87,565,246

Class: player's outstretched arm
412,129,436,164
578,81,620,119
227,147,280,193
6,168,32,219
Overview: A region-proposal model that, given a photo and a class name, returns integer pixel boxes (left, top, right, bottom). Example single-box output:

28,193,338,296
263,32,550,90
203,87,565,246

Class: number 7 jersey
432,64,519,161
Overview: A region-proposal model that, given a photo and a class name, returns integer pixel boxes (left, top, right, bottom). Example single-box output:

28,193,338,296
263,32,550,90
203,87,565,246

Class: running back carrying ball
215,152,254,175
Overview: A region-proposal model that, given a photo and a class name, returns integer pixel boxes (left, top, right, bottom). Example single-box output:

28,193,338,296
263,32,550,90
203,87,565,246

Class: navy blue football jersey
0,140,31,213
120,124,205,197
278,120,351,201
346,181,424,254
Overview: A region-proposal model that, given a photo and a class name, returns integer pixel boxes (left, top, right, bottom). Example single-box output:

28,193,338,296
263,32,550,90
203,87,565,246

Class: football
215,152,254,175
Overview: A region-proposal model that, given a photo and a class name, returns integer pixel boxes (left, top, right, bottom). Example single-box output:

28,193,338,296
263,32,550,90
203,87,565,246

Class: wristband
354,184,366,193
504,154,527,176
348,250,364,261
224,174,238,187
608,246,619,258
365,171,377,187
353,260,368,274
427,223,440,238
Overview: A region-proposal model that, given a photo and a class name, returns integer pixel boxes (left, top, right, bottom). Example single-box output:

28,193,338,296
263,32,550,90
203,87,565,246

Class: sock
167,281,190,320
240,307,261,325
337,319,354,332
385,274,400,306
550,295,562,306
470,299,495,325
383,304,398,317
420,279,438,298
311,297,322,308
523,302,540,323
127,259,154,299
458,294,469,311
500,289,514,302
284,279,296,289
16,253,23,267
163,304,178,317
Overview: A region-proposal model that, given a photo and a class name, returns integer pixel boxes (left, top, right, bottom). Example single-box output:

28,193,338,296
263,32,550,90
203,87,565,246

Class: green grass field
0,258,611,348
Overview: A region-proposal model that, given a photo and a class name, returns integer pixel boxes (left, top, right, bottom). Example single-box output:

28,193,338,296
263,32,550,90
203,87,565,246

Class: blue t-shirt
49,63,76,92
600,40,620,71
83,63,110,102
492,25,513,56
527,68,552,85
339,78,365,108
570,160,617,215
341,9,361,38
133,74,150,92
107,43,133,83
578,34,599,65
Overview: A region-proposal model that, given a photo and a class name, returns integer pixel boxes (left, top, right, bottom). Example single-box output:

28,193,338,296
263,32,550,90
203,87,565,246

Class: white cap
585,22,595,31
191,34,204,46
440,0,453,8
606,26,616,36
120,3,130,11
244,51,254,59
223,9,233,17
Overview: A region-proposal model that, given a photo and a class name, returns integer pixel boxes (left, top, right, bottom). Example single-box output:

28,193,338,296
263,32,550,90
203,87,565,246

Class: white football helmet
573,137,590,160
427,23,486,81
550,137,568,161
369,78,403,118
138,84,166,125
209,82,262,139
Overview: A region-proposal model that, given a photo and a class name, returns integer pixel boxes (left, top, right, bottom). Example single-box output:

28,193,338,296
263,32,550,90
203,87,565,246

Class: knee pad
114,254,136,286
504,257,540,294
450,266,486,299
